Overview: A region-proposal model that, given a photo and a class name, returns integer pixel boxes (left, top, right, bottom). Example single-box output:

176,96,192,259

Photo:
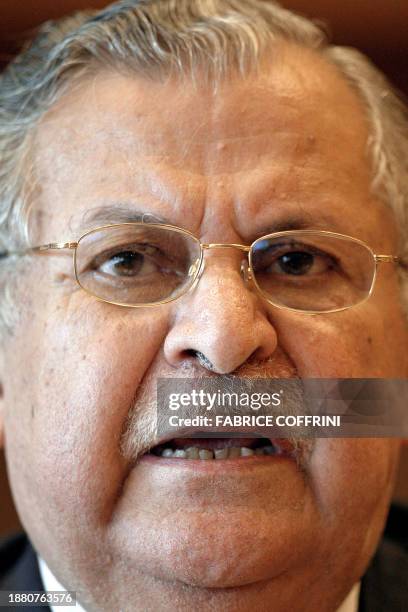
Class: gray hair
1,0,408,336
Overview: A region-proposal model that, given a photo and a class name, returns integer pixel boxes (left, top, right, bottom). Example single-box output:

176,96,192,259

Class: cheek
311,439,399,513
273,302,407,377
4,298,169,539
309,439,400,574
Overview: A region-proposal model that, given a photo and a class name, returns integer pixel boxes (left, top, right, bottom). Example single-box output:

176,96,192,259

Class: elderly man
0,0,407,610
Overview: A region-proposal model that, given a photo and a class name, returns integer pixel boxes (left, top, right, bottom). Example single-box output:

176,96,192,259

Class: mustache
119,352,315,469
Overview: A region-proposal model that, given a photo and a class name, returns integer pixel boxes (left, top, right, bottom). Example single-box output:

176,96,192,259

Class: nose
164,256,278,374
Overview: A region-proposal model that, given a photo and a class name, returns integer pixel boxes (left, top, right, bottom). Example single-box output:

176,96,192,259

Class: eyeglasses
0,223,399,314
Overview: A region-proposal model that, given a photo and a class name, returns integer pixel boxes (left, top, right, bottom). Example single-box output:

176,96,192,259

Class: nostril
182,349,216,371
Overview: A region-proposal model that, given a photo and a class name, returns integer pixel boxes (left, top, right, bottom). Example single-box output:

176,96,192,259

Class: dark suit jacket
1,505,407,611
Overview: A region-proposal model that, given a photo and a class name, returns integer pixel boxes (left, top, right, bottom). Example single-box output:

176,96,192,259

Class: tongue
170,438,261,450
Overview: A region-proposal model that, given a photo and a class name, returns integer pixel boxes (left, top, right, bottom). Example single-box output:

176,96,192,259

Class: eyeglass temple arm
0,243,78,258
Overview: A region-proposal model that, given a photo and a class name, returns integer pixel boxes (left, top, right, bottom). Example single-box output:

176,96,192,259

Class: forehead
32,42,395,245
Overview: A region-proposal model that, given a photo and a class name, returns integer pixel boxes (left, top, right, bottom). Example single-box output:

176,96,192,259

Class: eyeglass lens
75,225,376,311
75,224,202,305
251,232,376,312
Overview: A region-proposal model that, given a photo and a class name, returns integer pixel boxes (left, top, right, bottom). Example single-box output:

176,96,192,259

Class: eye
252,241,336,278
93,245,161,278
273,251,330,276
98,250,152,277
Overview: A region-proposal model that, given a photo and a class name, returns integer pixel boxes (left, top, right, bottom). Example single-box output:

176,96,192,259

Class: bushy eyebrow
70,203,171,234
261,218,318,234
250,211,341,239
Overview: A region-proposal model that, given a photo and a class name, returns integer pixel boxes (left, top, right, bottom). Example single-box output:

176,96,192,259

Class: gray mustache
120,365,315,469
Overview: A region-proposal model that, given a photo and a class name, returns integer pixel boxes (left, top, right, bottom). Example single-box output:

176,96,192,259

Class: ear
0,381,4,449
0,344,5,449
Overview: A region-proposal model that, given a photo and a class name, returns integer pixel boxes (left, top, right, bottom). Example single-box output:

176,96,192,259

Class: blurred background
0,0,407,536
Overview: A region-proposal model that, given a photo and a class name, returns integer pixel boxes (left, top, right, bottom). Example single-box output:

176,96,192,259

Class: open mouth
147,437,295,460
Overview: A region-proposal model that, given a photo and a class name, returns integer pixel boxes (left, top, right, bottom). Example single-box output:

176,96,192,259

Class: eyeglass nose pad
188,260,199,277
188,257,205,283
240,259,252,284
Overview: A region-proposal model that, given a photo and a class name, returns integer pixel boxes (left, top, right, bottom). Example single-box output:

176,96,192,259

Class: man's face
0,43,407,611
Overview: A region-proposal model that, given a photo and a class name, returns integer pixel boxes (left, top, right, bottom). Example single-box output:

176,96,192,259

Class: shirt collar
38,556,86,612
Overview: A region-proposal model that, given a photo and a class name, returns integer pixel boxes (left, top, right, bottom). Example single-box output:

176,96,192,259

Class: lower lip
138,452,295,472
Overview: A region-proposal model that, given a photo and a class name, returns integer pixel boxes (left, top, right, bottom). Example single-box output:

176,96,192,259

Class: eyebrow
262,219,314,234
253,211,343,239
70,203,172,234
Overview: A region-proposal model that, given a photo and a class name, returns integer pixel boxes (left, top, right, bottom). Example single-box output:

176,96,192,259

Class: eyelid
91,243,157,264
253,241,336,259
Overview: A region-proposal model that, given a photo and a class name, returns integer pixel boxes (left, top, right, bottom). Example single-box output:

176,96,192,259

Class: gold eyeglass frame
0,223,399,315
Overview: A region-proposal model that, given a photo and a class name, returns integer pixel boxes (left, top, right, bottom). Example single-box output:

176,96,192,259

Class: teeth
214,448,228,460
199,449,213,460
158,444,277,459
185,447,199,459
